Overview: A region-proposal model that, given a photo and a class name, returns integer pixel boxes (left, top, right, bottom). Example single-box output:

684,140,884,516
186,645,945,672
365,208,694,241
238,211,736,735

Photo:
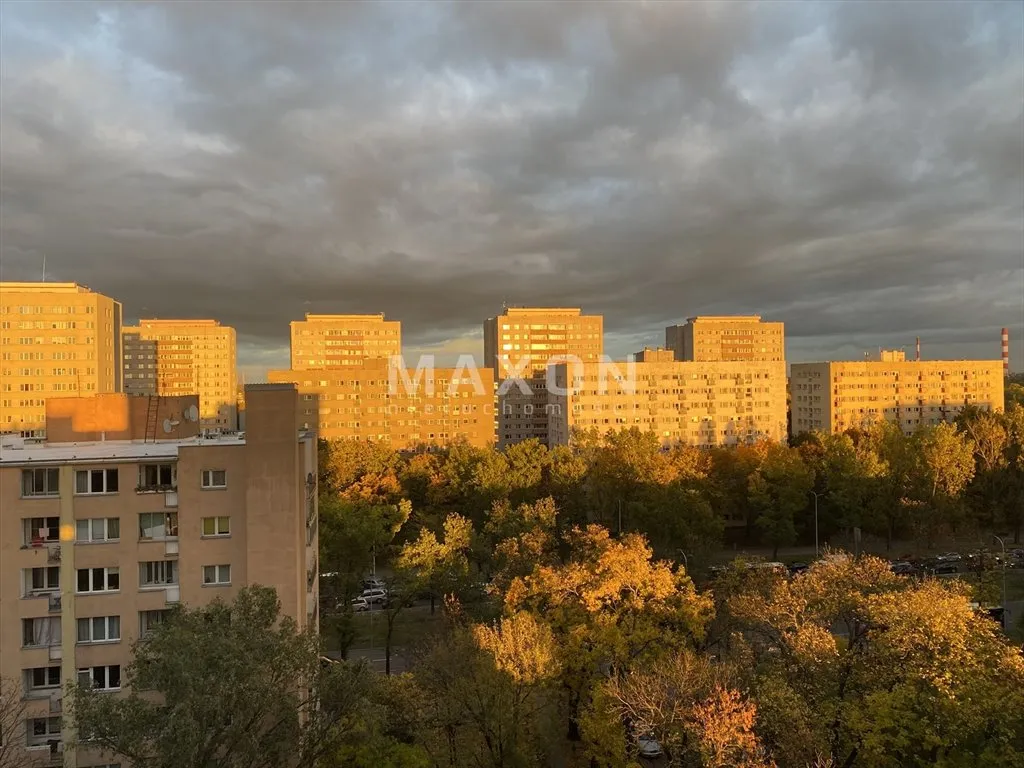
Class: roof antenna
41,254,46,282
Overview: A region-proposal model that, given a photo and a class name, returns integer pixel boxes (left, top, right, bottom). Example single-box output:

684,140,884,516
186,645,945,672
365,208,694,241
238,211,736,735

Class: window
21,517,60,546
78,665,121,691
24,567,60,595
139,609,170,637
27,716,62,747
203,565,231,585
22,617,60,648
24,666,61,694
77,616,120,644
77,567,119,594
76,518,120,543
138,463,176,490
139,561,177,588
201,517,230,537
21,468,59,497
138,512,178,540
75,468,119,495
200,469,227,489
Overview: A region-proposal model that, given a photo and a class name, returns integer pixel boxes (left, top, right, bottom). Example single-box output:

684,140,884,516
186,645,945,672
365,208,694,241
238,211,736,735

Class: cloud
1,0,1021,373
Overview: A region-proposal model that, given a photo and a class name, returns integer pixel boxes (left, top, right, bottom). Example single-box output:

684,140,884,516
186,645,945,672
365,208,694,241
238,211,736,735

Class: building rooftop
0,433,246,465
0,281,93,293
298,313,388,321
684,315,764,323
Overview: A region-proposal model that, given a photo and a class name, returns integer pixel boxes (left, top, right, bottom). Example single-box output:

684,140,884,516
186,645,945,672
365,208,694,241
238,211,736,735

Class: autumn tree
730,553,1024,767
398,512,474,614
505,526,714,745
588,650,774,768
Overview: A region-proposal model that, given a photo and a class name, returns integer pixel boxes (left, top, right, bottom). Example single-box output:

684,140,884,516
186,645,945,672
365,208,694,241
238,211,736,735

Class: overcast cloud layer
2,1,1022,376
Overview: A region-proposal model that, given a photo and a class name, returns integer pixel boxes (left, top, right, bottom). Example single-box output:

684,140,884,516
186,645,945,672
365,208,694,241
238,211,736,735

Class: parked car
935,552,962,563
638,735,664,759
360,588,389,605
933,562,959,575
362,578,387,591
350,597,370,612
890,561,915,575
788,562,809,576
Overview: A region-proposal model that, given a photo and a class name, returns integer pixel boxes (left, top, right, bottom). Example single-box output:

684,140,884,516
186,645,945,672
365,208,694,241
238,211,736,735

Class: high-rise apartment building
0,282,123,437
122,332,157,396
121,319,238,430
0,386,318,768
548,351,788,448
665,316,785,363
790,352,1005,435
289,313,401,370
268,359,495,448
483,307,603,447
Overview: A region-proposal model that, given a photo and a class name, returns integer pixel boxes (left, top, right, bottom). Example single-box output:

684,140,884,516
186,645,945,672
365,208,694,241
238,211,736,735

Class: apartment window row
21,467,228,497
8,563,229,613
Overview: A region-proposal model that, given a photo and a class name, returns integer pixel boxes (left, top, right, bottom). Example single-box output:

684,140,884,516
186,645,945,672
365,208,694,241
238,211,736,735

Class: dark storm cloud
1,0,1021,372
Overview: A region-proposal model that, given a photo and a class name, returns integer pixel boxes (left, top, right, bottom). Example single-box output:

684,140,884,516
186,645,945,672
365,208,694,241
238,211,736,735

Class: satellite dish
185,405,199,422
162,419,172,434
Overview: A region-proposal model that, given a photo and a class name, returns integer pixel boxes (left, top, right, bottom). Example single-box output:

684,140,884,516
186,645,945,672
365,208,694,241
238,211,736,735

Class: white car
638,736,663,758
360,588,388,605
350,597,370,612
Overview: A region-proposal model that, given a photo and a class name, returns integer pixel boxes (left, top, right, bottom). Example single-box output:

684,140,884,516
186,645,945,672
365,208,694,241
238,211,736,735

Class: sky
1,1,1022,379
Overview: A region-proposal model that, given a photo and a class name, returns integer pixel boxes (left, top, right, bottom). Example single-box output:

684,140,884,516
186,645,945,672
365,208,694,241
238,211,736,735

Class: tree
319,497,411,658
594,651,773,768
1,677,37,768
748,444,813,558
71,586,359,768
729,553,1024,767
399,512,474,614
504,526,714,744
909,423,976,543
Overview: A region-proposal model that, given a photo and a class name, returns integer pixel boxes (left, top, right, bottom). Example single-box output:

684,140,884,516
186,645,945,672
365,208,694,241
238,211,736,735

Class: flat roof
0,434,246,466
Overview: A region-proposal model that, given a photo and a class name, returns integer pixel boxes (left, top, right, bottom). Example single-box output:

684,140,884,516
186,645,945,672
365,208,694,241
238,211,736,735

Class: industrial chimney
1002,327,1009,376
915,336,921,362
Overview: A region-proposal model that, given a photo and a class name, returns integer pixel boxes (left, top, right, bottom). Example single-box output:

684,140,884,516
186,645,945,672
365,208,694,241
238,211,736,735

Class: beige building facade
0,387,317,768
289,313,400,370
121,319,238,431
0,282,123,437
548,354,788,448
665,315,785,363
484,307,603,447
268,359,495,449
790,354,1006,435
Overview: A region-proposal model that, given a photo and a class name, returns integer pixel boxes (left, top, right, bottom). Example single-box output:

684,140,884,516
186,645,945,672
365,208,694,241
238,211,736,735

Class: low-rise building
547,354,788,448
0,386,318,767
790,353,1005,435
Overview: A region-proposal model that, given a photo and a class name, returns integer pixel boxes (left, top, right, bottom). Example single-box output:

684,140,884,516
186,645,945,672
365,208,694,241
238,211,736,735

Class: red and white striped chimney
1002,327,1009,376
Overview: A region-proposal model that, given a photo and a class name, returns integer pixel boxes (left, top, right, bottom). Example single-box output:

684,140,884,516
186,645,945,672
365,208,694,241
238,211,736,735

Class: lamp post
809,491,822,558
677,550,688,570
994,535,1007,628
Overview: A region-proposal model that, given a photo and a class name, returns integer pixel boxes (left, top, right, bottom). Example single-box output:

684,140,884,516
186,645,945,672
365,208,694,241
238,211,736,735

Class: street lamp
993,535,1007,628
677,550,688,570
809,491,823,557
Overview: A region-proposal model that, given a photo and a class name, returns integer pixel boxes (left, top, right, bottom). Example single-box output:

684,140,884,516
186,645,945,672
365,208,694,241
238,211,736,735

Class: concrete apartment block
790,354,1005,436
0,282,123,437
0,386,317,768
